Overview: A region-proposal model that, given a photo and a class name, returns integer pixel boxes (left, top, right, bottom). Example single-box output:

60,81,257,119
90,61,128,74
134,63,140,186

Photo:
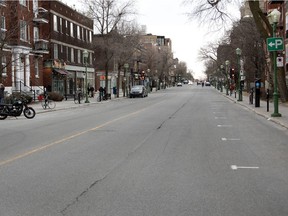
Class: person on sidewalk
99,86,104,101
0,83,5,104
90,86,94,98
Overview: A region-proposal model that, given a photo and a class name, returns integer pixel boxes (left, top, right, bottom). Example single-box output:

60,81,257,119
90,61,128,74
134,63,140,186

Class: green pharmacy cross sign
267,37,284,52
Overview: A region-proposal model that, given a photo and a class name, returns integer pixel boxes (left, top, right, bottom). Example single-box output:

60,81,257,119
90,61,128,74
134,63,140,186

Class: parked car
130,85,148,98
205,81,211,86
177,82,182,87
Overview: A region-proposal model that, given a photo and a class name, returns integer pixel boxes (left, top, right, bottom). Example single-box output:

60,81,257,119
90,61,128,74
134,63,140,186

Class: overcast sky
60,0,240,79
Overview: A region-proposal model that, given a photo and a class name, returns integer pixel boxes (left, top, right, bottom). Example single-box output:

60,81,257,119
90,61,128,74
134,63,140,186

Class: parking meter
255,79,261,107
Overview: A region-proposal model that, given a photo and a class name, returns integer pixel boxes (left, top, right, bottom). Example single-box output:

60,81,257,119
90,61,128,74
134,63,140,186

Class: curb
220,92,288,130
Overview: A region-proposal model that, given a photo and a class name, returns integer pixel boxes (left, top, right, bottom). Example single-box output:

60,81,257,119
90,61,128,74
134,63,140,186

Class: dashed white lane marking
221,138,240,141
217,125,232,127
231,165,259,170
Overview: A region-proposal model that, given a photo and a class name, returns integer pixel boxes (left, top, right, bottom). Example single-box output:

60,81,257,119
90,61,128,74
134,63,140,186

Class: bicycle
41,95,56,109
74,92,84,104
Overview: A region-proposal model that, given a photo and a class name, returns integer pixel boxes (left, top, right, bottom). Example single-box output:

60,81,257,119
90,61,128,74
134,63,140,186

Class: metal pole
237,53,242,101
271,22,281,117
85,57,89,103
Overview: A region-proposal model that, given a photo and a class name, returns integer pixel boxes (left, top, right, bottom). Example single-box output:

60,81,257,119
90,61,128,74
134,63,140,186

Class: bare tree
183,0,288,101
86,0,136,35
85,0,136,90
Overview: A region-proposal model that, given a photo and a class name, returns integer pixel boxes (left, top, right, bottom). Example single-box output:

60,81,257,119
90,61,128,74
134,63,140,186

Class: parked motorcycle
0,96,36,120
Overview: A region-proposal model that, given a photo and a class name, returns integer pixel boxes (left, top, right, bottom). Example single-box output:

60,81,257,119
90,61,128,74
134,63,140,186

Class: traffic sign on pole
267,37,284,51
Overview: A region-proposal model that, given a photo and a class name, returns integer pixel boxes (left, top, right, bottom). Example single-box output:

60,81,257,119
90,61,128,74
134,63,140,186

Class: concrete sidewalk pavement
30,93,119,114
218,90,288,130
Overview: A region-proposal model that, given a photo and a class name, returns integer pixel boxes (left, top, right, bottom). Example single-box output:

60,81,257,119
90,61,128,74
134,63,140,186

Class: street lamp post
225,60,230,95
268,9,282,117
124,63,129,97
236,48,242,101
220,65,224,92
83,50,89,103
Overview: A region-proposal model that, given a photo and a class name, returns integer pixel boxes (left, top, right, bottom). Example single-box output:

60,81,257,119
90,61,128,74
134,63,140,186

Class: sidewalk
218,90,288,130
30,92,120,114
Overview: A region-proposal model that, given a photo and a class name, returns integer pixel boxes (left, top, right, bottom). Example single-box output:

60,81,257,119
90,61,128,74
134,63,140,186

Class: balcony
33,7,49,24
0,0,7,7
33,15,48,24
33,39,49,54
268,0,284,4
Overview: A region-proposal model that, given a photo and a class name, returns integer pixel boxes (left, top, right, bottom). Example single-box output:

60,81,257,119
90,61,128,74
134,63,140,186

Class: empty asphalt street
0,85,288,216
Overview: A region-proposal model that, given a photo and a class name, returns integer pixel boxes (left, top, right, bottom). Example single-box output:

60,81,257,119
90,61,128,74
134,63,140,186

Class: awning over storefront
53,69,68,75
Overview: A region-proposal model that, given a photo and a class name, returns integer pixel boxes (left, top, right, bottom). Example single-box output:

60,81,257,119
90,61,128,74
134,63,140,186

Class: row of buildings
0,0,174,100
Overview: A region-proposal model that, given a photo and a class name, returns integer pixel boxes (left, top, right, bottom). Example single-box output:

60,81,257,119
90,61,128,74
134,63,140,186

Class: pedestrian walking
99,86,104,101
90,86,94,98
0,83,5,104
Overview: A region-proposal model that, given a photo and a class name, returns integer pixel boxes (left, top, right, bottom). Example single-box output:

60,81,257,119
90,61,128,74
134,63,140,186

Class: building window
0,16,6,40
65,20,68,35
20,20,28,41
35,58,39,77
59,17,62,33
33,27,39,41
70,22,74,37
66,46,69,60
54,44,58,59
53,15,58,32
71,47,74,62
19,0,27,6
2,56,6,76
1,16,5,29
89,31,92,43
77,26,80,39
77,49,81,63
82,28,84,41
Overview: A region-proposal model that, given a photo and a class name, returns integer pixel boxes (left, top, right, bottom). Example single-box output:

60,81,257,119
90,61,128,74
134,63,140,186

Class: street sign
267,37,284,51
277,56,284,67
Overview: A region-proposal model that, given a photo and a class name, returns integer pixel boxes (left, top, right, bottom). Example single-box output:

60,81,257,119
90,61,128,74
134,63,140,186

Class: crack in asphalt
60,100,189,215
60,175,108,216
157,102,187,130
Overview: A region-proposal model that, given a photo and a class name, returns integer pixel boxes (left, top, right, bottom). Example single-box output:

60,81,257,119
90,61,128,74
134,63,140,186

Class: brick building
41,0,94,96
0,0,48,96
0,0,94,99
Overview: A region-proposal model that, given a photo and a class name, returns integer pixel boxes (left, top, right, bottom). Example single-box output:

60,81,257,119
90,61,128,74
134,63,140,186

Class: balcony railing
33,7,49,24
268,0,284,4
33,39,49,54
0,0,6,7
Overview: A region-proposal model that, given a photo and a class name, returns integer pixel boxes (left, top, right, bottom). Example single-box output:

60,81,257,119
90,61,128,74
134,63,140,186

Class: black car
129,85,148,98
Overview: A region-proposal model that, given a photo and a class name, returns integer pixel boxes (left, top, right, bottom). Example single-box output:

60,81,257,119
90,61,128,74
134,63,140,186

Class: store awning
53,69,68,75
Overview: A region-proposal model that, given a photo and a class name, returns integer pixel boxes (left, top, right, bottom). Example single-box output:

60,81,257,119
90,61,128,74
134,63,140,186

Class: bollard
249,88,254,104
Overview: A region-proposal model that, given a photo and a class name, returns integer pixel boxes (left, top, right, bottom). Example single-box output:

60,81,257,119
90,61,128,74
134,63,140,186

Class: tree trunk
278,67,288,102
248,1,288,102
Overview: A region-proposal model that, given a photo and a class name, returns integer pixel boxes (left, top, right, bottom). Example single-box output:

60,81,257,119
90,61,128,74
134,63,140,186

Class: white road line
221,138,240,141
231,165,259,170
217,125,232,127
